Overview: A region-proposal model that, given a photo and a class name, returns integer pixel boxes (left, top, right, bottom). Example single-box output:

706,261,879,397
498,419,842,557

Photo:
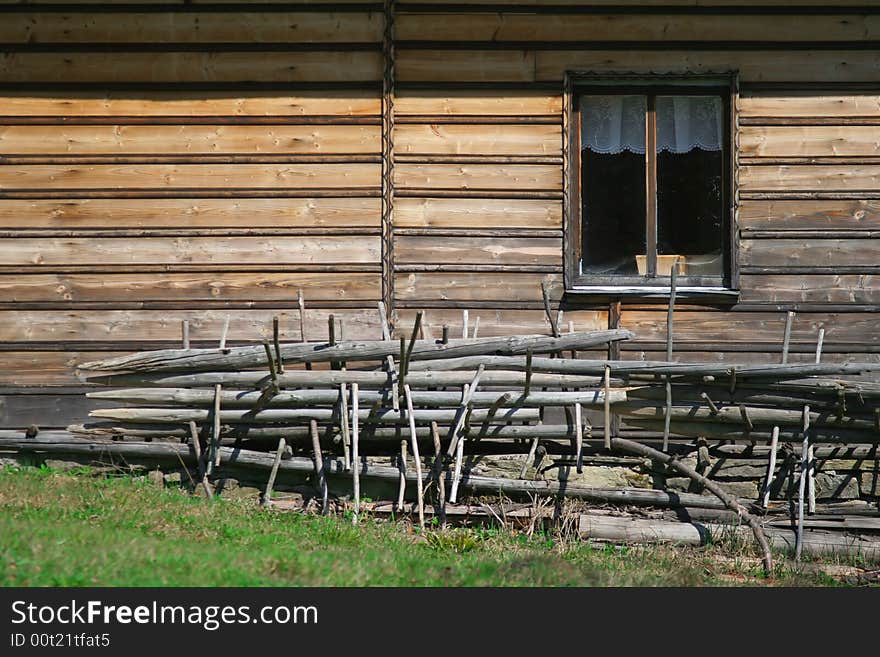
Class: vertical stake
351,383,360,524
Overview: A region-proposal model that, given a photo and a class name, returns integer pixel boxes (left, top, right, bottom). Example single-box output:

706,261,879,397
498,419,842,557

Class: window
565,74,736,292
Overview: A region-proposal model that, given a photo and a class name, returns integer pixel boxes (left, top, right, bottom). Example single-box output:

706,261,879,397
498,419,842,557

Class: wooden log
309,419,328,515
624,418,880,445
89,406,541,426
351,382,360,525
262,437,286,509
430,420,446,527
79,330,635,372
87,387,624,409
403,384,426,530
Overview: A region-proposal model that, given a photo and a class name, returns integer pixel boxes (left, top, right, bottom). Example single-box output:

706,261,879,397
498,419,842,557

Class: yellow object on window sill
635,255,685,276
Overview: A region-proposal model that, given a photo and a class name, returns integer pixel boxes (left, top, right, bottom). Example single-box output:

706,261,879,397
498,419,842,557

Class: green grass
0,466,862,586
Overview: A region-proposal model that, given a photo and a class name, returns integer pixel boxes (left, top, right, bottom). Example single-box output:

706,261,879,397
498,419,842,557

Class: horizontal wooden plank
0,163,380,189
534,50,880,83
395,90,561,116
742,238,880,268
394,235,562,266
0,125,380,155
0,236,380,266
395,124,560,156
0,197,380,229
0,52,383,83
737,200,880,229
395,272,561,303
0,308,385,344
394,197,561,229
739,92,880,118
394,163,561,190
0,352,121,386
739,126,880,157
397,13,880,43
740,165,880,191
0,90,380,116
740,274,880,304
0,11,382,43
394,308,605,339
0,272,381,303
398,50,536,83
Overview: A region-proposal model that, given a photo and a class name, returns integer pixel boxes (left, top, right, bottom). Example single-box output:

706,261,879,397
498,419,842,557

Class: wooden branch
309,419,328,515
351,382,360,525
262,437,286,508
403,384,426,531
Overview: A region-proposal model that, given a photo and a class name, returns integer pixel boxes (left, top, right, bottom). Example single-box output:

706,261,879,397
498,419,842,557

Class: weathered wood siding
1,1,879,427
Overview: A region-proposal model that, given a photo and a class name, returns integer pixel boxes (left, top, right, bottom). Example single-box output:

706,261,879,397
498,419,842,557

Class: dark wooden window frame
563,71,740,296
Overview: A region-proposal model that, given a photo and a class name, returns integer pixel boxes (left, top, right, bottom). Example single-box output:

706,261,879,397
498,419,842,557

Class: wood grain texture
0,125,380,155
739,93,880,118
740,165,880,191
0,11,382,44
397,13,880,43
0,52,383,83
0,91,381,117
0,236,380,266
395,197,561,229
0,197,381,229
738,200,880,229
740,275,880,304
0,272,381,303
0,309,385,344
394,308,605,338
394,235,562,266
395,91,561,116
739,126,880,157
395,272,562,302
742,238,880,268
395,124,561,156
0,163,380,189
394,163,561,190
398,50,535,83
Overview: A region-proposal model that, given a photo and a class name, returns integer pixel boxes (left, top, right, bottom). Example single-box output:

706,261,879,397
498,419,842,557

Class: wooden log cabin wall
0,0,879,429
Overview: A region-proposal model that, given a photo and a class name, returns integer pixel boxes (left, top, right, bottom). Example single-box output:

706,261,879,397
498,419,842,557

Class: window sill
564,286,740,303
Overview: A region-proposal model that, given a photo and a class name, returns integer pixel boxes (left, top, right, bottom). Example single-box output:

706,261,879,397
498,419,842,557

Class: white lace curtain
580,95,723,154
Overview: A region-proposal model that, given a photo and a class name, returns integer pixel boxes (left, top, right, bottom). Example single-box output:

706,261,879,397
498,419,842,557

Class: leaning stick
351,383,360,524
403,384,426,530
603,365,612,450
377,301,399,411
610,436,773,575
262,437,287,508
219,317,230,351
809,328,825,515
796,405,811,561
309,419,328,515
339,382,351,472
273,316,284,374
462,309,469,339
181,320,190,350
297,289,311,371
472,316,480,339
450,424,466,504
430,420,446,527
209,383,222,473
396,437,407,511
662,259,679,451
445,365,485,458
574,402,584,474
188,420,212,499
763,310,795,507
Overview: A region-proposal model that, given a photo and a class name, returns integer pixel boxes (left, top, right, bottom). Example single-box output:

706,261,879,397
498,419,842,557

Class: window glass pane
579,94,646,276
656,95,724,278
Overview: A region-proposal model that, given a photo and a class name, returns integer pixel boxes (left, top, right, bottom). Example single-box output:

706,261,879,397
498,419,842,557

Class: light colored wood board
0,308,385,343
739,200,880,229
0,11,382,43
0,351,125,386
739,126,880,157
0,272,381,303
620,310,880,344
395,308,605,338
0,125,381,155
395,91,561,116
394,163,561,190
740,274,880,304
0,236,380,265
535,51,880,83
395,272,562,303
397,13,880,42
0,163,380,189
740,165,880,191
397,51,536,83
395,124,561,156
739,93,880,118
0,52,383,83
394,235,563,266
395,197,561,229
0,91,380,117
742,238,880,268
0,197,381,229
